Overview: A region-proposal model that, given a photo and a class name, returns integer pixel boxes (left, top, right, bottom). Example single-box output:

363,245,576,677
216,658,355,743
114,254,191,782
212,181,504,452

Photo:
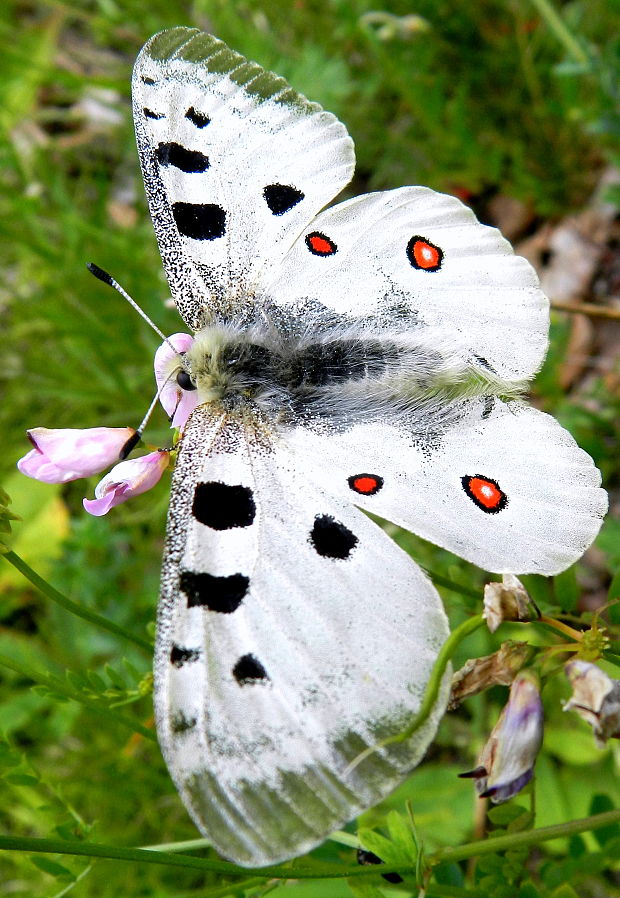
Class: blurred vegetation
1,0,620,895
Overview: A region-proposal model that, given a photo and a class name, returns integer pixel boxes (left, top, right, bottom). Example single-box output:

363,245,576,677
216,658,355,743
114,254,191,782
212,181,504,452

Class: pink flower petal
17,449,80,484
18,427,137,483
83,488,128,517
154,333,199,430
82,451,170,516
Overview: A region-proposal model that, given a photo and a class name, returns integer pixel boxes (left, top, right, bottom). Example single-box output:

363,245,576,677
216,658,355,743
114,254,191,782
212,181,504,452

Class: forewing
267,187,548,381
156,406,449,866
133,28,355,328
283,399,607,576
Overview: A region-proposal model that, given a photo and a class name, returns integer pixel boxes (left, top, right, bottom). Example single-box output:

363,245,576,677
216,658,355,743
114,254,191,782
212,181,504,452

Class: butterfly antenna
87,262,180,357
119,369,178,459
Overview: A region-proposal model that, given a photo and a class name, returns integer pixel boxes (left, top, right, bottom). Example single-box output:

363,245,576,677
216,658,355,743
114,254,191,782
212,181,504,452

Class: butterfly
131,27,606,866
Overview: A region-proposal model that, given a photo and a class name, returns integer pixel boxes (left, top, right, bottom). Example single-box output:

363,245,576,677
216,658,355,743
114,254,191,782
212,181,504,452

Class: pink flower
83,451,170,516
154,333,199,430
460,671,543,803
17,427,137,484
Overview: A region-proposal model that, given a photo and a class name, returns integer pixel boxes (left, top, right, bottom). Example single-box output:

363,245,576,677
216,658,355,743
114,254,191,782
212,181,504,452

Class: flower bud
83,451,170,516
483,574,536,633
564,660,620,747
449,641,533,710
17,427,137,484
460,671,543,803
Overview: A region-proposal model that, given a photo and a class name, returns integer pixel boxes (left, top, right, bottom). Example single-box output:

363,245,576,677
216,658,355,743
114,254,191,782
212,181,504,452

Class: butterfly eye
176,369,196,391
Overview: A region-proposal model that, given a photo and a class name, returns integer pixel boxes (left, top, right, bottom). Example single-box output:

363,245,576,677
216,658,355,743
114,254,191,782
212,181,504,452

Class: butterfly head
182,325,280,409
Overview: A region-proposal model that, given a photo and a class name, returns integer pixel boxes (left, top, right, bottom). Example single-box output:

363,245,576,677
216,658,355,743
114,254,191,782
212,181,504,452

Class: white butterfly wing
267,187,548,382
132,28,355,329
283,399,606,576
156,406,450,866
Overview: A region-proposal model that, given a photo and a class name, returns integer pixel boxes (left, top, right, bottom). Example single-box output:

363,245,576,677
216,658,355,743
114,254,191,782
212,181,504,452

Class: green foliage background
1,0,620,896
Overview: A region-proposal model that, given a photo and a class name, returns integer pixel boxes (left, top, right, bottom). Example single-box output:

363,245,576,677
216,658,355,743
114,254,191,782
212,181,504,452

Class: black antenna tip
119,430,141,460
87,262,114,286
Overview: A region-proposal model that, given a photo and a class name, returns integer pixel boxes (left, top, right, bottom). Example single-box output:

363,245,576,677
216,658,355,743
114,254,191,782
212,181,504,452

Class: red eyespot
407,236,443,271
461,475,507,514
306,231,337,256
348,473,384,495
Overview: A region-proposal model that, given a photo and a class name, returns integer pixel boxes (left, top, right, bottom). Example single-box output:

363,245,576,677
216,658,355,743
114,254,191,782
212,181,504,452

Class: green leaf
5,773,39,786
0,743,21,768
346,880,386,898
553,567,580,612
519,883,542,898
549,885,580,898
386,809,417,859
357,829,398,864
589,794,620,846
30,855,75,879
433,861,464,886
487,804,528,826
104,663,127,690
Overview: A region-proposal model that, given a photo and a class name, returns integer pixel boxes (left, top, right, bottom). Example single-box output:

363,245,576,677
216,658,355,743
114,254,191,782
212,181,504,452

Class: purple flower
460,671,543,803
83,451,170,516
154,333,199,430
564,660,620,747
17,427,137,484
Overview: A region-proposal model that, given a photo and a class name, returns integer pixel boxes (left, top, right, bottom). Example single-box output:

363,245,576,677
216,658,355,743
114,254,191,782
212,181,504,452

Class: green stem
199,877,267,897
328,831,360,849
2,550,152,652
528,0,590,66
428,809,620,866
427,569,480,600
2,809,620,880
0,653,155,742
389,614,485,745
426,888,485,898
345,615,485,775
141,838,212,853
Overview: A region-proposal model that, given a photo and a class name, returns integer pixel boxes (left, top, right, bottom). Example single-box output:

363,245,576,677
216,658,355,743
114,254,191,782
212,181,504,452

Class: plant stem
552,300,620,321
2,550,152,652
388,614,485,744
427,569,480,600
428,809,620,866
2,809,620,880
538,615,583,641
344,615,485,774
528,0,590,66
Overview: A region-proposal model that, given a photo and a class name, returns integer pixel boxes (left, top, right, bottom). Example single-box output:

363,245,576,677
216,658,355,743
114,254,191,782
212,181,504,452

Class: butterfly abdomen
184,321,523,425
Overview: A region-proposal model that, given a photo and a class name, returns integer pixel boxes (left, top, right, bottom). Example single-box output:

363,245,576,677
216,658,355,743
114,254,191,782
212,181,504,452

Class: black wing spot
172,203,226,240
143,107,164,120
310,514,358,559
482,395,495,419
192,481,256,529
141,76,157,85
170,644,201,667
181,570,249,612
185,107,211,128
263,184,305,215
233,653,269,685
156,142,209,173
171,712,197,734
474,355,497,375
